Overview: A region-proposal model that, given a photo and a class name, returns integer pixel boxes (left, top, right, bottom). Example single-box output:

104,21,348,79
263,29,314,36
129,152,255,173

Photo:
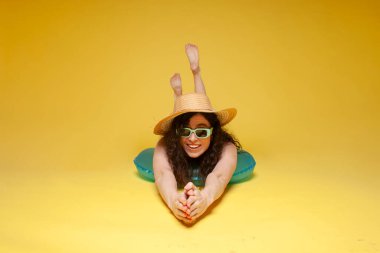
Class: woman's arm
185,142,237,220
153,139,191,222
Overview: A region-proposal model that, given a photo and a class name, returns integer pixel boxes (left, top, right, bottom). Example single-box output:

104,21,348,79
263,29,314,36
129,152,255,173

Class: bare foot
185,44,200,73
170,73,182,97
185,43,206,94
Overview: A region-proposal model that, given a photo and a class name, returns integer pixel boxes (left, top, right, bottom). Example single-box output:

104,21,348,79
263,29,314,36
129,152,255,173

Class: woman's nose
189,132,197,141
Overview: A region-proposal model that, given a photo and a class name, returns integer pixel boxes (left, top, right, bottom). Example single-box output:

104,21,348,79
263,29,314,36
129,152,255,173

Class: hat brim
153,108,237,135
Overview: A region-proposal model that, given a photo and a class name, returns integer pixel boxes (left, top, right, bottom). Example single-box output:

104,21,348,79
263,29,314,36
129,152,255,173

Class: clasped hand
171,182,209,223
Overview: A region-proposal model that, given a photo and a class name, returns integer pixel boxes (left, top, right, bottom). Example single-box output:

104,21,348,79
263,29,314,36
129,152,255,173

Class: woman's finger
176,213,191,223
186,189,195,196
182,217,193,223
190,208,199,218
175,200,188,212
186,196,197,207
176,211,187,218
184,182,195,191
175,210,192,221
189,200,200,212
178,193,187,205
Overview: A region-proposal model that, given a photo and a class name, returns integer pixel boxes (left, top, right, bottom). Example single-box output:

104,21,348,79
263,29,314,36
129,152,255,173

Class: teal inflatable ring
133,148,256,186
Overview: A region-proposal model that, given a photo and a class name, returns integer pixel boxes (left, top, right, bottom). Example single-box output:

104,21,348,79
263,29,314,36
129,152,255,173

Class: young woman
153,44,240,224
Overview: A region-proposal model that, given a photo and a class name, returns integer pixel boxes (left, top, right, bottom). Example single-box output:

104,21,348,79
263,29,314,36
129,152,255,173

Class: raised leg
185,43,206,94
170,73,182,98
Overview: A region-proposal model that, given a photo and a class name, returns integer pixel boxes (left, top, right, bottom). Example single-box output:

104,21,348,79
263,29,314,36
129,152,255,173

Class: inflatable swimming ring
133,148,256,186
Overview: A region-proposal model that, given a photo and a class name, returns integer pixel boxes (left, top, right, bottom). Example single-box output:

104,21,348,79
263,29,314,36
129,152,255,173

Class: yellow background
1,0,379,252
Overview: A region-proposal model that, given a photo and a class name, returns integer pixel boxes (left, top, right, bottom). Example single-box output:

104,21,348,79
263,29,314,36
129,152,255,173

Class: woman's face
179,113,212,158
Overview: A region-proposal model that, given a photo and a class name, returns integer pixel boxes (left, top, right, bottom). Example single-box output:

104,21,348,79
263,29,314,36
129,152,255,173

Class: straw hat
154,93,237,135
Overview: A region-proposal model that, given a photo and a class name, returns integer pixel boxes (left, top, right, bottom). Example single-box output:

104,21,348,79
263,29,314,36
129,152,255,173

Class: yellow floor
1,143,379,252
1,0,379,252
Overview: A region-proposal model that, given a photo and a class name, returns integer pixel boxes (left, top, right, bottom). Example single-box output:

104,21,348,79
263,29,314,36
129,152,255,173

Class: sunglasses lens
178,128,191,137
195,129,208,138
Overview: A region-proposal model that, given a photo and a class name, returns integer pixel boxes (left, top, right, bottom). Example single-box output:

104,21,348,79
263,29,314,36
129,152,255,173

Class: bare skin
170,43,206,97
170,73,182,98
185,43,206,94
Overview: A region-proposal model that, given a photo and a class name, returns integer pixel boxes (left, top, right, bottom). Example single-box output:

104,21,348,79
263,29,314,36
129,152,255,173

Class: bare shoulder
212,142,238,179
221,142,238,158
153,138,171,172
216,142,237,167
154,138,168,159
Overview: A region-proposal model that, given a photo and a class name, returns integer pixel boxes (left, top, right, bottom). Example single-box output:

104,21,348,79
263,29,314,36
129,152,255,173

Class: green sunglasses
177,127,213,139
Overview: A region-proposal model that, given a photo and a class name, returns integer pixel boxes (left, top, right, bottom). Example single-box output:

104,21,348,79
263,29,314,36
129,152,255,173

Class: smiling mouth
187,144,201,150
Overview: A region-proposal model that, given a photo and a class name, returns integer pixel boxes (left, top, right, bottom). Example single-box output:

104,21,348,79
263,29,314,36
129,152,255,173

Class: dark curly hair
162,112,241,187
